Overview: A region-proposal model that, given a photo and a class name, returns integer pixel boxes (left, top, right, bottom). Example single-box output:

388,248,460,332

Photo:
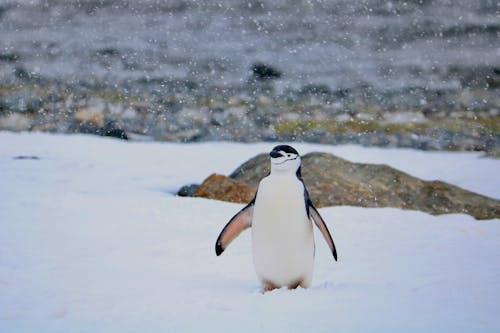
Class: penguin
215,145,337,291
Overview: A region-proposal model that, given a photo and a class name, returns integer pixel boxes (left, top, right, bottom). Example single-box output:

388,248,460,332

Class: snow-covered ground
1,132,499,333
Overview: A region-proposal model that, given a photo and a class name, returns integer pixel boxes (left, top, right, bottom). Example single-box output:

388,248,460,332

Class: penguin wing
299,177,337,261
215,197,255,256
309,203,337,261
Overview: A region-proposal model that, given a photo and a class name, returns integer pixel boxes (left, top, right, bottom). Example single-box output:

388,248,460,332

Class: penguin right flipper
215,197,255,256
303,186,337,261
309,203,337,261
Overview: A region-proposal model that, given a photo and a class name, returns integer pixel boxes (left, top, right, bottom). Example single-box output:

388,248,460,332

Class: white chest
251,174,314,286
253,175,307,225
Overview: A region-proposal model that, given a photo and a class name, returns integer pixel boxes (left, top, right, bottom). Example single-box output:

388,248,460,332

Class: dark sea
0,0,499,107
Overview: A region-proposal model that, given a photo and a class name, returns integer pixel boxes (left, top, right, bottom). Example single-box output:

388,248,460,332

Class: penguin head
269,145,301,173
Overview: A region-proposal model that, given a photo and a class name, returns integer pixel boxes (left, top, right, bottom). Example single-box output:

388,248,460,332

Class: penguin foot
288,279,305,289
261,279,279,292
260,278,307,292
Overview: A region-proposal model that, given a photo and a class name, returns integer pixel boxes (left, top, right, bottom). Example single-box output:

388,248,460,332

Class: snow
0,131,499,333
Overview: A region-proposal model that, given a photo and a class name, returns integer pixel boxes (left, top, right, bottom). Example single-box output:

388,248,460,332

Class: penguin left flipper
215,197,255,256
308,201,338,261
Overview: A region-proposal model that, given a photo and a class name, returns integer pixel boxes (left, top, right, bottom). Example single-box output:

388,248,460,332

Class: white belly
251,175,314,288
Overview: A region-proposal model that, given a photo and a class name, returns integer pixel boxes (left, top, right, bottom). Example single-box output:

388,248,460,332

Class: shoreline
0,80,499,154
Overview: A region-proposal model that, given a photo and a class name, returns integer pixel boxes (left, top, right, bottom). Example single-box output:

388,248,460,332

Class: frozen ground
0,132,499,333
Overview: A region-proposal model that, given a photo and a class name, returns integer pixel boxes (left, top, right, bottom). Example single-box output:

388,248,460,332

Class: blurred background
0,0,499,152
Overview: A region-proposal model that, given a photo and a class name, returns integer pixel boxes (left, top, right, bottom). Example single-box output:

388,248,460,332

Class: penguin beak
269,151,282,158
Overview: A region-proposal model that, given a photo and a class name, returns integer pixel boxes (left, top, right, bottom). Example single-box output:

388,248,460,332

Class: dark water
0,0,499,106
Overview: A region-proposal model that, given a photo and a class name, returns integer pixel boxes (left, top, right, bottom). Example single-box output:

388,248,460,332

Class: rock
227,97,241,106
0,52,21,62
69,121,101,136
299,84,332,97
13,155,40,160
178,107,210,127
483,147,500,159
223,152,500,220
71,102,112,136
302,153,500,220
125,132,154,142
13,66,34,81
177,184,199,197
0,89,43,113
251,63,282,81
193,173,255,204
229,153,269,187
257,95,273,106
0,113,32,131
381,111,428,124
101,121,128,140
74,107,105,126
70,119,128,140
225,107,248,119
174,128,205,142
121,107,138,120
32,122,56,132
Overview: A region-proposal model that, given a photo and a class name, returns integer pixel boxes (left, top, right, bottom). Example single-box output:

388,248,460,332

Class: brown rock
226,152,500,220
300,153,500,220
74,107,105,126
193,173,255,204
229,153,269,188
0,113,32,131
